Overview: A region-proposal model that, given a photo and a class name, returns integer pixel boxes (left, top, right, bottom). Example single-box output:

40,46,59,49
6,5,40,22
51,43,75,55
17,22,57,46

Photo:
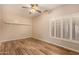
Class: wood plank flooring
0,38,79,55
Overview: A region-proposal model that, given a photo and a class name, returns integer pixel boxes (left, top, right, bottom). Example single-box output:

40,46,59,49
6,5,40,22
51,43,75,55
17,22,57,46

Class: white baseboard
0,36,32,43
33,37,79,53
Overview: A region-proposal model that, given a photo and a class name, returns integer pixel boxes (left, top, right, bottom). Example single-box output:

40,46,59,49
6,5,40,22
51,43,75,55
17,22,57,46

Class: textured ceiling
2,4,63,19
22,4,63,18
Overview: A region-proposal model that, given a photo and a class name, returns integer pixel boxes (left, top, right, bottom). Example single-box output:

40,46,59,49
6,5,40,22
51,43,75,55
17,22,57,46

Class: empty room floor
0,38,78,55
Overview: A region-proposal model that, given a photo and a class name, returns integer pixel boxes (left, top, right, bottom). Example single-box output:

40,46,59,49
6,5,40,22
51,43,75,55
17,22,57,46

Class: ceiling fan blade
35,4,38,6
43,10,49,13
30,4,34,7
36,10,41,13
30,4,38,7
22,6,28,8
43,10,52,14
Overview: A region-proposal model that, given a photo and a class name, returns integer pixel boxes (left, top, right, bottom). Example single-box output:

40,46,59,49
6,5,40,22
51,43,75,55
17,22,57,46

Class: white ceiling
0,4,64,24
22,4,63,18
2,4,63,19
39,4,62,10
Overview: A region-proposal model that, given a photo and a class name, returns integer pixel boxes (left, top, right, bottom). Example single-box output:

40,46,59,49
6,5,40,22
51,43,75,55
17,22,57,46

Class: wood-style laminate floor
0,38,79,55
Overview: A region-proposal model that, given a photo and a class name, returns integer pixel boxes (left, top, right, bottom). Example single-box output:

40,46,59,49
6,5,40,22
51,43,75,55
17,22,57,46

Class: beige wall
2,4,32,24
33,5,79,52
0,5,32,42
0,5,3,40
33,14,50,40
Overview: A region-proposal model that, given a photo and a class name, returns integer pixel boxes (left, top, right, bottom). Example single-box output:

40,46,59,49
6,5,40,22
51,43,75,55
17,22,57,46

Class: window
51,16,79,43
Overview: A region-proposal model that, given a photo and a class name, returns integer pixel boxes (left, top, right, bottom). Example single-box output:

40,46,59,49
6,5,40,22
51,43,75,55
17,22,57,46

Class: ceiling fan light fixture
32,6,39,10
22,4,47,14
30,9,36,13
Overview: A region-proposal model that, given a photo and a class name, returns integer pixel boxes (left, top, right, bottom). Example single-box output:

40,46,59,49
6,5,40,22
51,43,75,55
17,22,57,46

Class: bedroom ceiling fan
22,4,42,14
22,4,50,14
